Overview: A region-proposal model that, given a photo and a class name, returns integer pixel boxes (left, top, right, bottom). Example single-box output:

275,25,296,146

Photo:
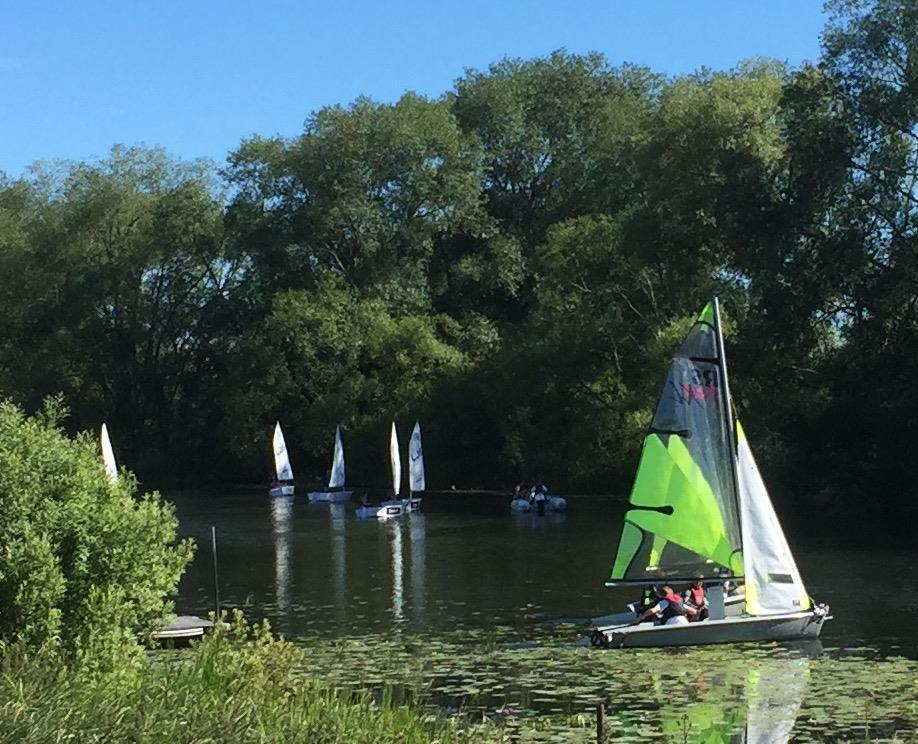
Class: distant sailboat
100,423,118,482
356,422,408,519
269,421,295,497
407,421,424,510
308,425,353,503
590,299,830,648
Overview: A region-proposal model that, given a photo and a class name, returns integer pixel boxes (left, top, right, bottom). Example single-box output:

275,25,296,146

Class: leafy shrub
0,398,193,669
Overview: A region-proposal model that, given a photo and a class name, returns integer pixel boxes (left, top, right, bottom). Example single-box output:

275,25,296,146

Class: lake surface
169,491,918,741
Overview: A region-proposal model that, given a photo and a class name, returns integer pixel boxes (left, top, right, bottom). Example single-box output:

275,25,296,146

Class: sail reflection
743,655,809,743
329,503,347,621
390,519,404,623
408,512,426,620
269,495,294,611
653,653,811,743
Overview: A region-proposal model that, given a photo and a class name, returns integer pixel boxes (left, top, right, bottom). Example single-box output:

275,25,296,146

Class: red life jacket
659,592,685,621
688,587,705,606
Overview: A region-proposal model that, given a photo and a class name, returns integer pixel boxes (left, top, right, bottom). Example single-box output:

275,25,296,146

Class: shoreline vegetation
0,614,499,744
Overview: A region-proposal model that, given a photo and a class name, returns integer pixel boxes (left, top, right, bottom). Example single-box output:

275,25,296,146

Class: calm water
168,491,918,741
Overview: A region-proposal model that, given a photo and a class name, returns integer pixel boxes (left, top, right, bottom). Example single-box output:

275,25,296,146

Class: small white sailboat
308,425,353,503
100,423,118,482
407,421,424,510
356,422,408,519
590,299,830,648
269,421,295,497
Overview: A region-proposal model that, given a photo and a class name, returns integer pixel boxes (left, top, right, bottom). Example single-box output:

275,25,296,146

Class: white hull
510,498,532,512
269,484,295,497
548,495,567,511
356,502,406,520
590,608,829,649
307,490,353,503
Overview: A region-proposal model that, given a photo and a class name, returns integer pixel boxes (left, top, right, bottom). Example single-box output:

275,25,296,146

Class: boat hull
307,490,353,503
356,502,406,520
590,593,745,627
510,498,531,512
548,495,567,511
590,609,829,649
268,484,295,497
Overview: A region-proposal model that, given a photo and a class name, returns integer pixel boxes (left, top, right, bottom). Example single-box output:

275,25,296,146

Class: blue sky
2,1,828,177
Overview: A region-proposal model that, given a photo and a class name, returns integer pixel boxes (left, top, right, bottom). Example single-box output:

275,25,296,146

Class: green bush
0,398,193,669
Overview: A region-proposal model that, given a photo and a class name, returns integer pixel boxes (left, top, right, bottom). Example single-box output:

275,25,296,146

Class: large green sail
609,303,743,583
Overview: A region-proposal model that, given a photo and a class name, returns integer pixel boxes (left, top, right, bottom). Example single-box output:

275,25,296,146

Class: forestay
609,303,743,583
100,423,118,483
736,421,811,615
273,421,294,482
409,421,425,492
329,425,346,488
390,422,401,496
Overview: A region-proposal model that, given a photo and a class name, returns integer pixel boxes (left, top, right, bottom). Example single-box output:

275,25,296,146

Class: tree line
1,0,915,530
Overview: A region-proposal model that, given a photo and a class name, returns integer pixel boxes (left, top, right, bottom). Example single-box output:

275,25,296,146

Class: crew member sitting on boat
530,482,548,514
628,584,658,621
683,579,709,622
630,585,697,626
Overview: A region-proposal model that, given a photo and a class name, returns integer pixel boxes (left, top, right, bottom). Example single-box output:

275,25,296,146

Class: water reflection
409,512,426,621
330,503,347,623
390,519,404,623
648,652,810,743
269,495,294,611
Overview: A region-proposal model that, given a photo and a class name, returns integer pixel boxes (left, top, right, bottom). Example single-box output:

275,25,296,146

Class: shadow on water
170,490,918,741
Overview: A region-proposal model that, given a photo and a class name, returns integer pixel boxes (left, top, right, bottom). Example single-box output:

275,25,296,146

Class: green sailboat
591,299,829,648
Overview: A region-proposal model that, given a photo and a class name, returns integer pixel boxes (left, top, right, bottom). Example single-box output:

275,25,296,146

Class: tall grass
0,613,496,743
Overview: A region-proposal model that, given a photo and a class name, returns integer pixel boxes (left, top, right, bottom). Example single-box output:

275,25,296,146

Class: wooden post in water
595,701,605,743
211,525,220,620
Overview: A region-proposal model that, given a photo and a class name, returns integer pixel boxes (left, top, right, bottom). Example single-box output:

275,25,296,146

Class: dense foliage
0,399,192,667
1,1,916,528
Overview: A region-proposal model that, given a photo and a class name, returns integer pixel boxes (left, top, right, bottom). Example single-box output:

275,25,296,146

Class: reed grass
0,612,496,743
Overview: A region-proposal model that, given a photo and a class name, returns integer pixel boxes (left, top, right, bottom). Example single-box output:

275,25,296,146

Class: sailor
531,483,547,515
630,584,690,626
683,579,709,622
628,584,658,622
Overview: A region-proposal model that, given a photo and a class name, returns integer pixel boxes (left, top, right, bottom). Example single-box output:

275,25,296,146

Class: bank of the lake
0,615,499,744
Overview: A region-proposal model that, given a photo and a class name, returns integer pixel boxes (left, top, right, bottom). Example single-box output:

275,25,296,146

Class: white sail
100,423,118,482
736,421,810,615
329,425,346,488
408,421,425,493
390,422,401,497
273,421,294,482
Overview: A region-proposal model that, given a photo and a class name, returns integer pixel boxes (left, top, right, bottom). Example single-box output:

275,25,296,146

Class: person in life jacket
628,584,658,621
531,482,547,514
630,584,690,626
683,579,709,622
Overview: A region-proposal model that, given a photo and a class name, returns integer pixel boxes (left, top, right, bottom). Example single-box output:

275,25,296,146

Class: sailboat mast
713,297,743,552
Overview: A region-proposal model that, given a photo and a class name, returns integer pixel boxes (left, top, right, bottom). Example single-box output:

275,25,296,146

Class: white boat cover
736,421,810,615
273,421,294,481
100,423,118,482
329,425,346,488
408,421,425,492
